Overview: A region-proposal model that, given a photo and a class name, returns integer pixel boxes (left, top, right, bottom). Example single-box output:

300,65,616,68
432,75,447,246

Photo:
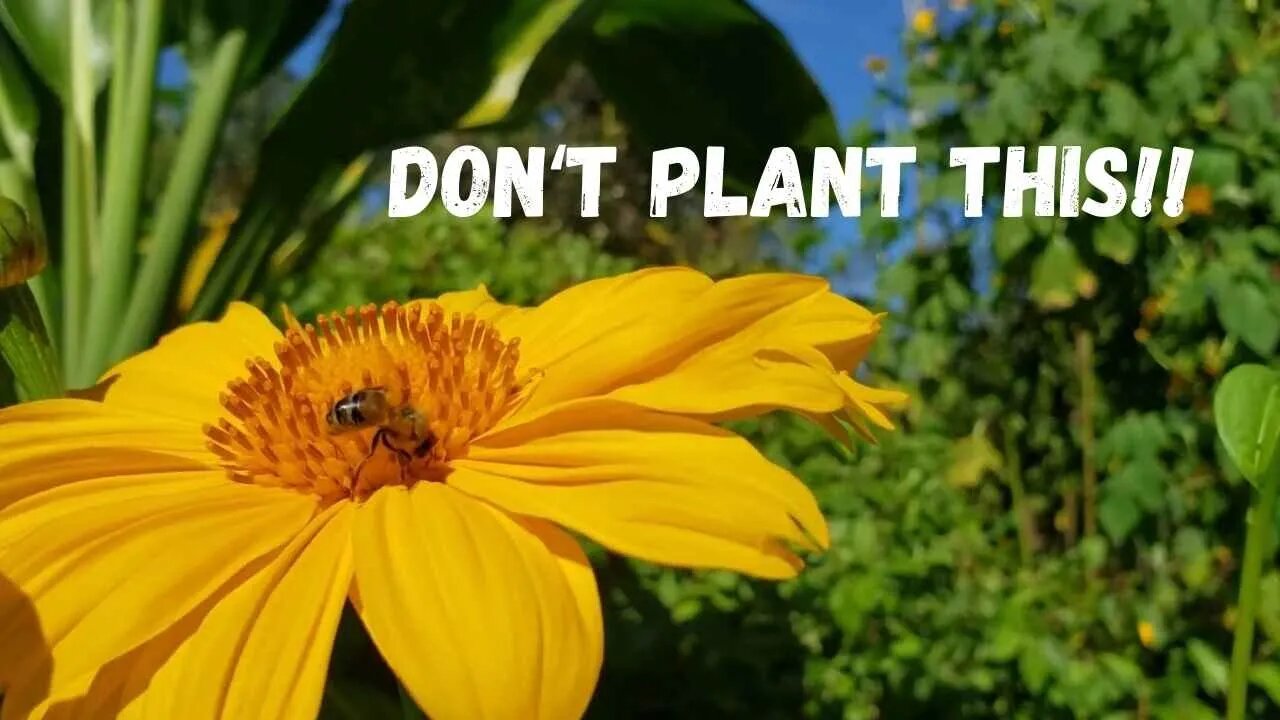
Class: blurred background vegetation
3,0,1280,717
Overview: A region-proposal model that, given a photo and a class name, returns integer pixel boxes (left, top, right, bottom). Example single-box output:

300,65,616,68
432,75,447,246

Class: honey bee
327,387,435,482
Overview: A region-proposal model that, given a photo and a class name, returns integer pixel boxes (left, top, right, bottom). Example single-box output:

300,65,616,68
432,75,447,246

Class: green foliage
0,0,835,388
262,210,636,320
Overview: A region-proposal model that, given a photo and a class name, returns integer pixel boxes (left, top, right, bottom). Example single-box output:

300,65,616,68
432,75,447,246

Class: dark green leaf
1216,282,1280,356
584,0,838,189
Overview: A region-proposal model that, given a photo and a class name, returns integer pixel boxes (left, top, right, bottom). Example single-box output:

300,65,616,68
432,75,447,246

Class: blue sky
749,1,903,129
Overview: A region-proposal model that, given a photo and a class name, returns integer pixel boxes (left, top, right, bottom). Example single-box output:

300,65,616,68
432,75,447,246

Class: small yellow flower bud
1137,620,1157,648
0,197,45,288
912,9,937,36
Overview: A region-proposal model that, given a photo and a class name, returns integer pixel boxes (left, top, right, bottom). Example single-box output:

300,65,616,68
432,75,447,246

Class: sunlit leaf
1214,364,1280,486
0,0,111,99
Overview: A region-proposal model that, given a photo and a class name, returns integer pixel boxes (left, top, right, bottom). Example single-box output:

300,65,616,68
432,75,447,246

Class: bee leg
412,433,436,459
352,428,389,492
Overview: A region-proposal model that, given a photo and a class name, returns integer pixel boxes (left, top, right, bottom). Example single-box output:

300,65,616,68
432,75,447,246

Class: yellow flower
1138,620,1157,648
0,268,904,719
912,9,937,36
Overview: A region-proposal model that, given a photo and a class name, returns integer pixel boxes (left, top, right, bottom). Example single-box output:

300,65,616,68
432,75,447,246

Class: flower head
0,267,904,719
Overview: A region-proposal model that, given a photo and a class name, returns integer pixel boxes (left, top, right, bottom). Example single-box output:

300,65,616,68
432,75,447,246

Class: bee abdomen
327,391,372,429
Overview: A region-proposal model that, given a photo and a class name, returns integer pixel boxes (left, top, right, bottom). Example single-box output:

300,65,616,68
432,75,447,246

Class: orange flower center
203,302,525,502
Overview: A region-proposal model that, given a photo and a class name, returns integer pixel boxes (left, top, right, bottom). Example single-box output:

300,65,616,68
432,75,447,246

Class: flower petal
117,503,352,719
453,399,827,579
475,268,903,431
0,399,215,510
0,472,318,712
352,483,602,720
609,288,906,425
97,302,281,426
493,269,827,414
11,505,352,720
431,285,524,325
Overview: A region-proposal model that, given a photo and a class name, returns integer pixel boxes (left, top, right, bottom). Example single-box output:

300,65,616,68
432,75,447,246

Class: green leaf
1214,364,1280,486
0,0,111,99
1216,281,1280,356
1093,218,1138,264
1030,236,1092,311
994,216,1033,262
1100,82,1143,139
1099,491,1141,542
829,573,884,636
584,0,838,189
0,29,38,177
1018,638,1066,694
1191,146,1242,189
1188,639,1230,696
1250,663,1280,705
168,0,329,86
192,0,593,320
946,431,1002,489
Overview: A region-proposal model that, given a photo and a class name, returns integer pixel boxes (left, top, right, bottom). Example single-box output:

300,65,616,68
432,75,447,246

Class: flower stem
78,0,163,384
1227,465,1280,720
0,282,64,399
61,0,101,385
111,29,246,366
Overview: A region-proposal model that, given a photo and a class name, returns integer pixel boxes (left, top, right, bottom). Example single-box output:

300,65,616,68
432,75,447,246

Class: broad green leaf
0,0,111,99
1214,364,1280,486
583,0,838,190
1216,281,1280,356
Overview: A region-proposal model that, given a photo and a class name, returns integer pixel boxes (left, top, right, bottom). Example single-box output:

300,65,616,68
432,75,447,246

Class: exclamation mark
1130,147,1161,217
1162,147,1195,217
